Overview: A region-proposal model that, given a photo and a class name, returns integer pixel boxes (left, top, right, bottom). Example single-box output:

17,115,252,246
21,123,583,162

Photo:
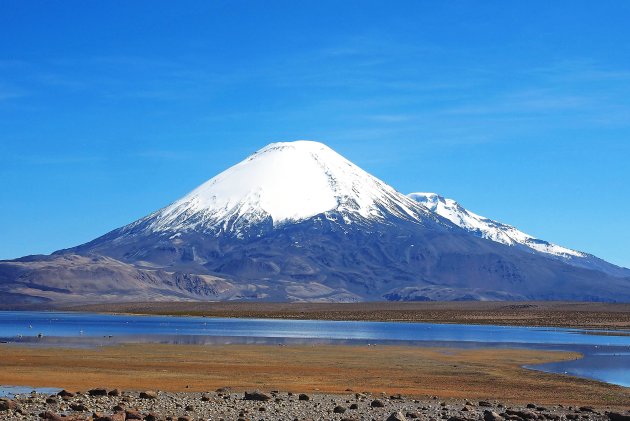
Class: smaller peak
408,192,445,202
409,192,440,199
408,192,445,212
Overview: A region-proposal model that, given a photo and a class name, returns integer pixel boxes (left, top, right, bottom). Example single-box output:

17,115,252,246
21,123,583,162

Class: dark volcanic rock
88,388,108,397
608,412,630,421
370,399,385,407
57,390,75,398
70,403,88,411
244,390,271,401
334,405,347,413
125,409,143,420
0,398,19,411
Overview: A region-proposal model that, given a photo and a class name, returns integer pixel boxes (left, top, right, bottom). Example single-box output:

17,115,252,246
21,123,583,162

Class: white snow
143,140,430,234
408,192,586,259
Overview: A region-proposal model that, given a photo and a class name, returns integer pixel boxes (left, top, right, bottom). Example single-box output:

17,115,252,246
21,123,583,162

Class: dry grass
1,343,629,406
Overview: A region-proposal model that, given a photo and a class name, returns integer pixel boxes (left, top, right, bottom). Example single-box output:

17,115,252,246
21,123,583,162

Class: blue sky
1,1,629,267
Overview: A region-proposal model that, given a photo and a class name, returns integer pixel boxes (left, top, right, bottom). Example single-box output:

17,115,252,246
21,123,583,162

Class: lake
1,310,629,391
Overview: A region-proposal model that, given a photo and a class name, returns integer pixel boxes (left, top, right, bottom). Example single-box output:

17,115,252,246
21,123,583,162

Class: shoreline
53,301,630,330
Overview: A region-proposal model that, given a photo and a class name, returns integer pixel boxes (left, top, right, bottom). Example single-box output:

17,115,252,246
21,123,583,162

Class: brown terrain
1,343,629,407
65,301,630,330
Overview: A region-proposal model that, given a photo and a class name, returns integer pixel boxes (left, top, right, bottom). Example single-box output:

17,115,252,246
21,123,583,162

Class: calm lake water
1,311,629,391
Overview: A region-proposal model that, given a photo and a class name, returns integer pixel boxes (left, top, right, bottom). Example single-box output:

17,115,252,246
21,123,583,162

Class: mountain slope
408,192,630,277
0,254,237,305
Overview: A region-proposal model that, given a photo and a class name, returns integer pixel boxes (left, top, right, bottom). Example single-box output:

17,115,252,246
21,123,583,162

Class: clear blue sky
1,1,629,268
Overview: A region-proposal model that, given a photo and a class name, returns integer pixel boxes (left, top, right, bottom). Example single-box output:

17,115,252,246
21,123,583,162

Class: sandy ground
64,301,630,330
1,343,628,407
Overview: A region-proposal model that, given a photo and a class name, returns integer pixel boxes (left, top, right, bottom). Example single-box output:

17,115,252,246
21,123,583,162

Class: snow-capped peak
140,140,431,234
408,192,586,259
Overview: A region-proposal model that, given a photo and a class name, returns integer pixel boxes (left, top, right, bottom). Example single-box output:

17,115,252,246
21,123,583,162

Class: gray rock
139,390,158,399
484,410,504,421
334,405,347,413
387,411,408,421
371,399,385,408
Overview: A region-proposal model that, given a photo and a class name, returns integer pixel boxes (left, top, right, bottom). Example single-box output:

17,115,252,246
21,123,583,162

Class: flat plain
1,343,629,407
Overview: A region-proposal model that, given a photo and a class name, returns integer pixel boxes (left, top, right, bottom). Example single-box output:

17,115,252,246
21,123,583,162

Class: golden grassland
1,343,629,406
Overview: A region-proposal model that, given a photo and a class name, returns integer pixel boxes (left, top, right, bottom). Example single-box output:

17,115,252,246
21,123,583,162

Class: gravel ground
1,388,629,421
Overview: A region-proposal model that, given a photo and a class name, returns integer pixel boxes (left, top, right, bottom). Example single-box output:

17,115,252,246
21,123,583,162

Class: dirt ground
65,301,630,329
1,343,629,407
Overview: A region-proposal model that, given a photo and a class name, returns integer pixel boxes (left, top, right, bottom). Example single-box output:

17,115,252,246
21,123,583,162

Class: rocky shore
1,388,629,421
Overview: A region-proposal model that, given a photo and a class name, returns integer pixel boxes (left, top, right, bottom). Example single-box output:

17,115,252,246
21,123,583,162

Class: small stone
505,409,537,420
139,391,158,399
608,413,630,421
70,403,89,411
349,403,359,409
299,393,310,401
334,405,347,413
0,398,19,411
479,401,493,407
58,390,76,398
371,399,385,408
484,410,504,421
88,388,108,397
39,411,64,421
243,390,271,401
108,389,121,397
387,411,408,421
125,409,143,420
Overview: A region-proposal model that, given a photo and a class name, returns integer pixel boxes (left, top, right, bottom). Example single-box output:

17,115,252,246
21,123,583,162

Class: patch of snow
139,141,434,234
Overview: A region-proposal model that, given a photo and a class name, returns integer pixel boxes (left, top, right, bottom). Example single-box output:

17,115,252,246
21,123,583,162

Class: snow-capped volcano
13,139,625,304
137,141,435,235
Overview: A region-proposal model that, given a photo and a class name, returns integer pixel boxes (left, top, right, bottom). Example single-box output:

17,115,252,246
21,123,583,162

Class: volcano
2,140,629,304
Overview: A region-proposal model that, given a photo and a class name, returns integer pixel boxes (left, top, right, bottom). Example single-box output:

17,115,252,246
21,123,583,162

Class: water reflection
1,311,629,388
